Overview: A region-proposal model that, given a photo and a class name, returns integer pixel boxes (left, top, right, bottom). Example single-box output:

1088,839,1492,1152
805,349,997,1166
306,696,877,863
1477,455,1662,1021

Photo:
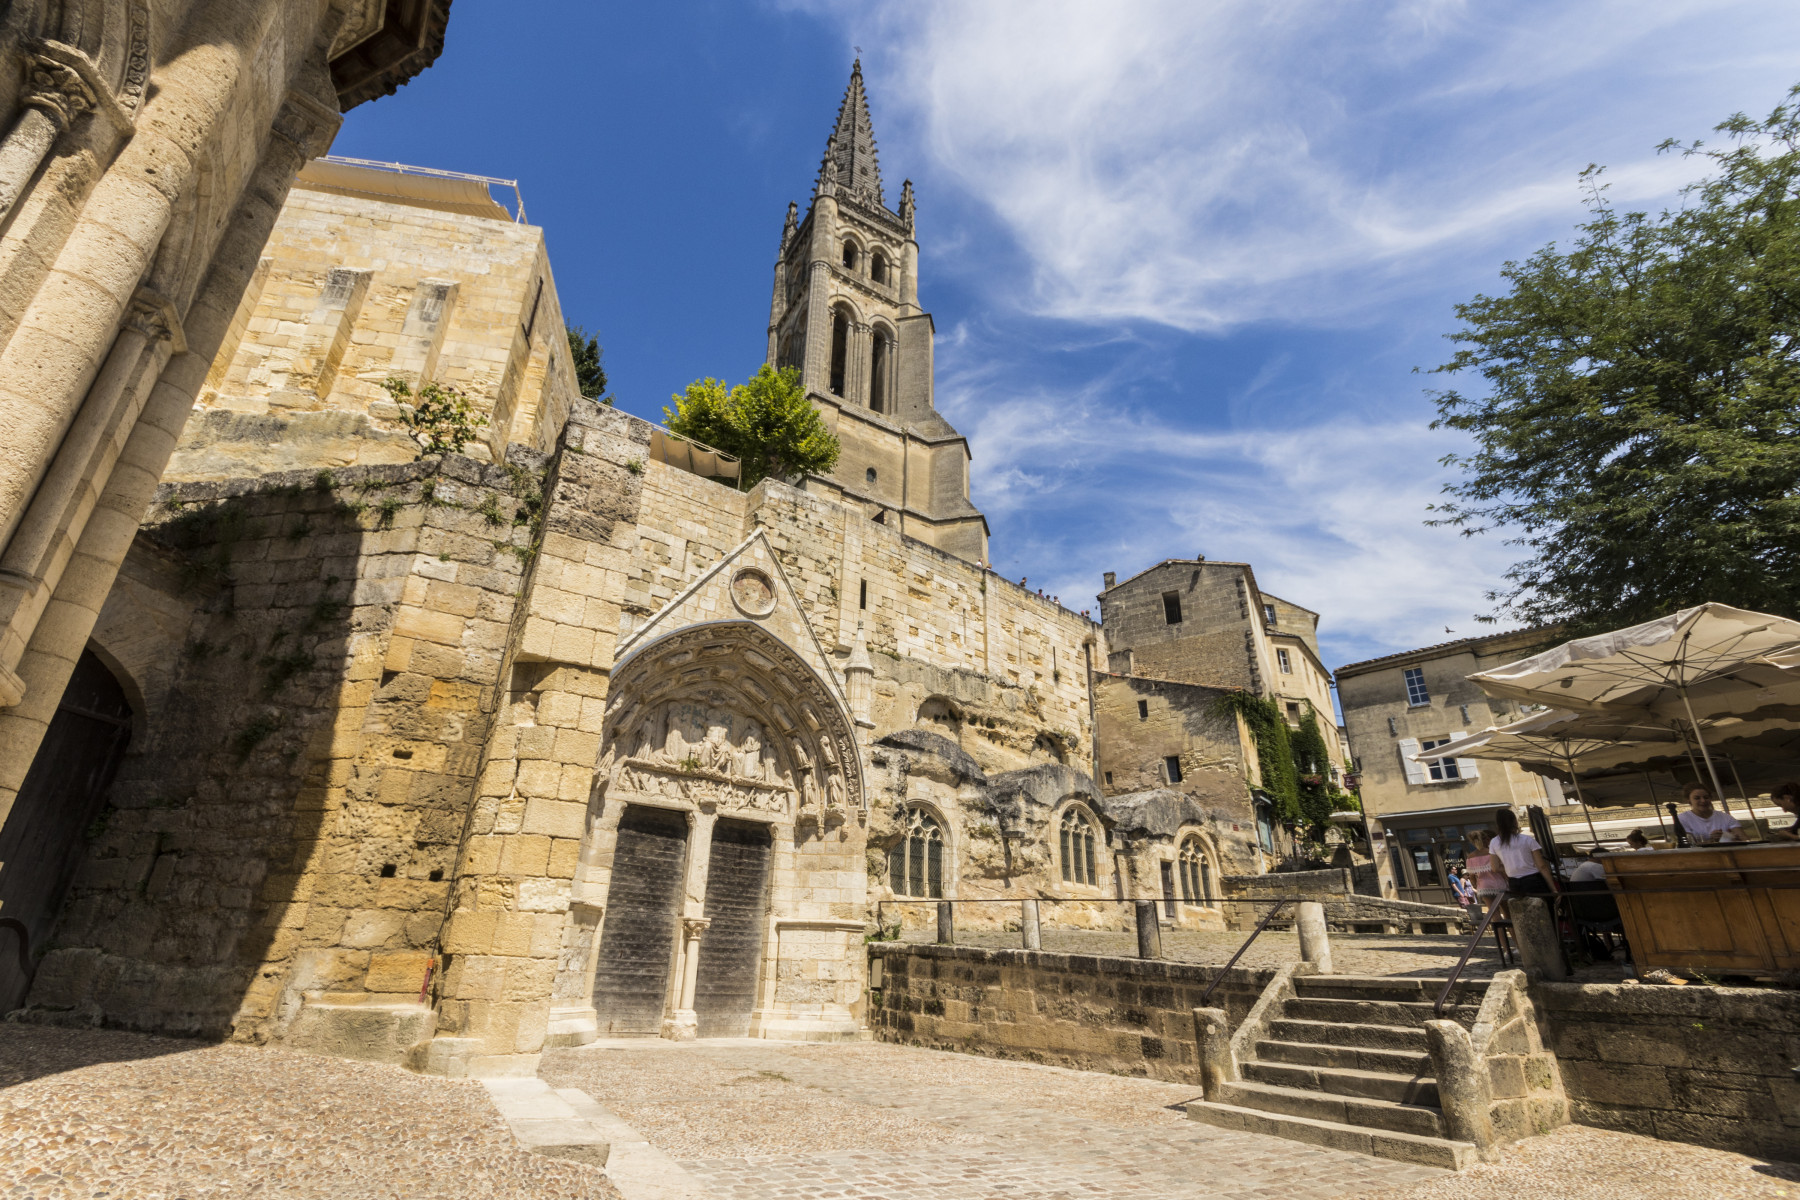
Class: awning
296,159,515,222
649,427,741,483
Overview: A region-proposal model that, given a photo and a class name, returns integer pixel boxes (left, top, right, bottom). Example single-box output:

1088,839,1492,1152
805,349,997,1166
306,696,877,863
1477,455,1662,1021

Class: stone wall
171,165,581,482
869,942,1271,1084
1535,980,1800,1161
1099,560,1270,693
26,454,539,1039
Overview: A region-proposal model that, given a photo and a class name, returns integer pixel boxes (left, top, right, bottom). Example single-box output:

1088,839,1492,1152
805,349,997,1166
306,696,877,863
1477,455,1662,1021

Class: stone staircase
1187,974,1490,1170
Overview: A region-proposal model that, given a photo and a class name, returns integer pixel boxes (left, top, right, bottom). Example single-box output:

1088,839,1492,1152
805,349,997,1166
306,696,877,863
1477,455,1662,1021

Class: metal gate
591,804,689,1035
694,818,772,1038
0,649,132,1013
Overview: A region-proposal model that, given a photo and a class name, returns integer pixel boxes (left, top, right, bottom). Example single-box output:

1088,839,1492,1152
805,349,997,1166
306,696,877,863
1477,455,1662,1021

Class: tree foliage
380,377,487,457
665,364,839,491
1429,85,1800,634
1210,691,1299,820
566,325,611,403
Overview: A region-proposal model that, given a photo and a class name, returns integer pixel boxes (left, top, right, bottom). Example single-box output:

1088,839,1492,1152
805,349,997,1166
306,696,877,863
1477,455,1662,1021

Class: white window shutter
1454,730,1481,780
1398,738,1426,785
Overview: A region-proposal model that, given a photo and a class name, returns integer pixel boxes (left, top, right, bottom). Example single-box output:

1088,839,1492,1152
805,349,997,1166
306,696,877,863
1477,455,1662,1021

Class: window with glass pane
1421,738,1462,782
1061,809,1098,885
1179,837,1208,902
888,807,944,898
1404,667,1430,706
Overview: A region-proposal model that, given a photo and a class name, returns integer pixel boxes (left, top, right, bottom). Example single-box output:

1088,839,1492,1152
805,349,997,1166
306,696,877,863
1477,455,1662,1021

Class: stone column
0,290,181,696
0,0,287,553
1192,1006,1238,1097
1509,897,1569,981
663,917,710,1042
843,621,873,727
663,809,717,1041
1135,899,1162,959
0,78,338,826
1425,1019,1498,1160
1296,901,1333,974
936,901,954,945
1020,898,1041,951
0,51,103,222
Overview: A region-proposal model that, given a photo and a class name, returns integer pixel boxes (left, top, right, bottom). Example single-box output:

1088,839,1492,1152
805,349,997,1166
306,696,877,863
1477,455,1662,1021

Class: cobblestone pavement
540,1039,1447,1200
1369,1123,1799,1200
0,1026,619,1200
896,927,1634,983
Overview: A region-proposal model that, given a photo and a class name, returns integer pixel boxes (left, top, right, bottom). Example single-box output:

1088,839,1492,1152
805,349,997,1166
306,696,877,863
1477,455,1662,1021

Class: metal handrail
1433,893,1512,1016
1198,897,1291,1005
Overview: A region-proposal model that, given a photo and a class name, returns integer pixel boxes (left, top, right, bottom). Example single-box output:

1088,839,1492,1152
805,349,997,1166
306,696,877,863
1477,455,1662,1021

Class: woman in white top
1677,786,1742,844
1491,807,1559,895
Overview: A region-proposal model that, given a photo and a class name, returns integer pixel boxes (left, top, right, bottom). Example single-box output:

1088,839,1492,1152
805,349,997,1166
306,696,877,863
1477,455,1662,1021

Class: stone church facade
1,62,1293,1074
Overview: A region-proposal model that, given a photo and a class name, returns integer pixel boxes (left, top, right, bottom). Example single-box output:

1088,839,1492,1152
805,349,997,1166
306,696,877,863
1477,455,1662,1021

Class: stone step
1211,1080,1446,1139
1291,975,1485,1006
1186,1100,1480,1171
1268,1018,1428,1052
1284,996,1479,1028
1242,1060,1441,1107
1256,1038,1432,1076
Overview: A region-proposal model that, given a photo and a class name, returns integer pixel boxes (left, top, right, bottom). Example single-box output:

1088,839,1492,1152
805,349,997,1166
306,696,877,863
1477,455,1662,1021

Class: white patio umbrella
1416,707,1798,845
1468,604,1800,817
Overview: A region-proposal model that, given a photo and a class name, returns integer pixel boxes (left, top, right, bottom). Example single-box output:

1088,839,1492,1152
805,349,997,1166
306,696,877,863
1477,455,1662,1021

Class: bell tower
766,62,988,564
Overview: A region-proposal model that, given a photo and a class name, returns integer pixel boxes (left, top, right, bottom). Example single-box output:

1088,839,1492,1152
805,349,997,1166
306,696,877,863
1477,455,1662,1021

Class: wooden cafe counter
1602,842,1800,976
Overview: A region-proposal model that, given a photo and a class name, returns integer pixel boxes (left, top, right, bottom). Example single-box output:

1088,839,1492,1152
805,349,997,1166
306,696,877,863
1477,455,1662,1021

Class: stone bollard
936,901,955,945
1021,898,1042,951
1296,901,1333,974
1509,896,1569,981
1135,899,1162,959
1192,1006,1238,1097
1425,1019,1498,1161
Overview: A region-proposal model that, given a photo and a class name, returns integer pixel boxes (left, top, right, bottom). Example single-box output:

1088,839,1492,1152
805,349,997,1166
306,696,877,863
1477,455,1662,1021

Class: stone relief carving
600,624,866,824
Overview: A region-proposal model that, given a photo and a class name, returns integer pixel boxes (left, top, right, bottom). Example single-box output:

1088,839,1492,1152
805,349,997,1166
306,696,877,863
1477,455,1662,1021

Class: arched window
1179,836,1212,904
888,807,944,898
871,251,889,284
1060,808,1098,886
866,466,877,485
829,310,849,396
842,239,859,270
869,330,890,413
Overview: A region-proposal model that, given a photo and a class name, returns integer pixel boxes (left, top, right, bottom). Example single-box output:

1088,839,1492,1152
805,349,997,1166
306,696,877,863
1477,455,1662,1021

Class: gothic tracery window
1060,808,1098,886
889,807,944,898
1179,836,1212,904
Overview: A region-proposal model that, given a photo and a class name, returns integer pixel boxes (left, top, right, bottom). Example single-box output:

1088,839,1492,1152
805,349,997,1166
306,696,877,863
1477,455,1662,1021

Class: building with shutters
1336,628,1566,904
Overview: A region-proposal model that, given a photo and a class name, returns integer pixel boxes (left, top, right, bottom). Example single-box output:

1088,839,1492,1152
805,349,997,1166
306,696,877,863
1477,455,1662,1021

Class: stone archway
553,620,866,1044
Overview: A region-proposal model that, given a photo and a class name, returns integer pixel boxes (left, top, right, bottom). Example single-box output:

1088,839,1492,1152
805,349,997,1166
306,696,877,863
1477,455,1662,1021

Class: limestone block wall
1535,980,1800,1160
869,942,1272,1084
1100,561,1271,692
170,174,581,482
23,455,539,1038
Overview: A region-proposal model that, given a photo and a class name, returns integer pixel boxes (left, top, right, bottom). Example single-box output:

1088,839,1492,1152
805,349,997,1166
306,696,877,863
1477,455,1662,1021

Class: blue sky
333,1,1800,671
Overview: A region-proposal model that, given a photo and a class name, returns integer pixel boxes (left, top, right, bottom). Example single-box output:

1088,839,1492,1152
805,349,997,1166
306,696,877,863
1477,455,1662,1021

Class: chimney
1103,571,1116,588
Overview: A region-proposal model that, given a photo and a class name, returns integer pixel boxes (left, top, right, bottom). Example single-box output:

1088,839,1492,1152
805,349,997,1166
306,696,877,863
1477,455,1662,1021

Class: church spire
818,59,885,208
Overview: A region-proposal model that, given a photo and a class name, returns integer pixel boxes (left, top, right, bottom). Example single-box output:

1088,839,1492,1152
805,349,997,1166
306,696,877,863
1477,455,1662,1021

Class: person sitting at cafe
1677,785,1743,844
1491,807,1559,894
1624,828,1651,851
1567,852,1607,882
1769,782,1800,842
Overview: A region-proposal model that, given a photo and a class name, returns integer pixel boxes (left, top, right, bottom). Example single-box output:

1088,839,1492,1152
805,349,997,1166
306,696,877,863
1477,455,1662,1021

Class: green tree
665,364,839,490
379,377,487,457
1290,709,1336,834
566,325,611,403
1429,85,1800,633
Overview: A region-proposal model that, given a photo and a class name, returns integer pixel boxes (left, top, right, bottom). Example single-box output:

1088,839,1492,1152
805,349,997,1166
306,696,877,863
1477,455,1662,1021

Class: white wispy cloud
791,0,1800,662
